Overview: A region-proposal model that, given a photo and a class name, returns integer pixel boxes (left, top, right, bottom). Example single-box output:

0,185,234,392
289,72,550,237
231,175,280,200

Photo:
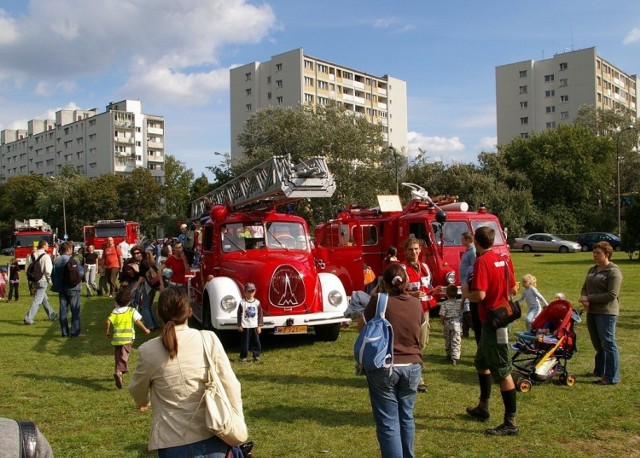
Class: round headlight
445,271,456,285
328,290,343,306
220,295,237,312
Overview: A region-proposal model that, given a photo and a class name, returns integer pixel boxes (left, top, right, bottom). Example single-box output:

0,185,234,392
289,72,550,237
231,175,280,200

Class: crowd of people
9,223,624,457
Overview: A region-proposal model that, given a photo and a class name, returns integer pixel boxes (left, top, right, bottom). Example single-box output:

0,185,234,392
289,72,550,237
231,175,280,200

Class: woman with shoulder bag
129,286,247,457
138,250,161,330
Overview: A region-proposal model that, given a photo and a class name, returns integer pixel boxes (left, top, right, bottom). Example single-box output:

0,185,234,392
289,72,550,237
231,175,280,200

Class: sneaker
417,384,428,393
114,372,123,389
23,319,33,325
50,313,58,321
466,405,490,422
253,356,260,362
240,358,248,363
485,422,519,436
452,359,458,366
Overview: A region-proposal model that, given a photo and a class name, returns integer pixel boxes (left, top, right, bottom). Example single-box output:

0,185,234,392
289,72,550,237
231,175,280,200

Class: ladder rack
191,155,336,218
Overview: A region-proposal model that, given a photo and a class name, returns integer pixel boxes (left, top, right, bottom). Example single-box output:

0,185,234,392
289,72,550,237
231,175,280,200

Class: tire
564,374,577,387
522,245,532,253
517,379,532,393
315,323,341,342
559,246,569,253
581,245,589,252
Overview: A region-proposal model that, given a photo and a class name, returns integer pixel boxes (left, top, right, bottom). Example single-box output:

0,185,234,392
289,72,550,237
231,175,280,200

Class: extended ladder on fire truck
190,155,336,218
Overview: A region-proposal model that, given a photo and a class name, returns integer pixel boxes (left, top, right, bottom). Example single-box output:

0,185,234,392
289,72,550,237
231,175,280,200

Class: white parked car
513,233,581,253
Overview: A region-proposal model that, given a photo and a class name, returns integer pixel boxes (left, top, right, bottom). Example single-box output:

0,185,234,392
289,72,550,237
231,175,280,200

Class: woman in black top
82,244,99,297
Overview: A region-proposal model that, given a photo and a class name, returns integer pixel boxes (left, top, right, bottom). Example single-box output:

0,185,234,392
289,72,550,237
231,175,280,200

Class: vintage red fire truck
187,155,349,341
314,183,512,301
13,219,56,267
83,219,140,251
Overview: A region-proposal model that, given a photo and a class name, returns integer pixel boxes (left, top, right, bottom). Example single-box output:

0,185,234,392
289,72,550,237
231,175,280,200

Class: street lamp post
616,126,639,237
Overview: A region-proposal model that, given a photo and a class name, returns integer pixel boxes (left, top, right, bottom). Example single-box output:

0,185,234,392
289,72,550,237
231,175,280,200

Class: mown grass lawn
0,251,638,457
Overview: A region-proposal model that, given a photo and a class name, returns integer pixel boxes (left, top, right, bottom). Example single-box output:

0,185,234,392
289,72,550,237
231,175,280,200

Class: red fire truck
83,219,140,251
188,155,349,341
13,219,56,267
314,183,512,301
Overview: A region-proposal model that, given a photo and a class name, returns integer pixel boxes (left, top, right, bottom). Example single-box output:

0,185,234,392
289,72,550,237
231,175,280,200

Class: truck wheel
315,323,341,342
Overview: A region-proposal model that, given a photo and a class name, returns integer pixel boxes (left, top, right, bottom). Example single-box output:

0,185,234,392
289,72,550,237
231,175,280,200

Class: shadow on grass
245,372,366,389
249,403,373,427
15,372,114,391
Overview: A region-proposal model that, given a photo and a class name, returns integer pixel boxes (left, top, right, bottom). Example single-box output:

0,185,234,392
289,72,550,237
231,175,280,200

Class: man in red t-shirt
102,237,123,298
465,226,519,436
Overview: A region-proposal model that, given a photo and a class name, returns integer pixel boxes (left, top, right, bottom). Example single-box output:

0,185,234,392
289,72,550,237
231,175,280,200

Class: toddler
105,288,150,389
0,266,7,300
237,282,263,362
520,274,548,331
439,284,463,365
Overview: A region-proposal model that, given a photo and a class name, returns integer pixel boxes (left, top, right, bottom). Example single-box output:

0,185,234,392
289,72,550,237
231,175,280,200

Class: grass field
0,251,638,457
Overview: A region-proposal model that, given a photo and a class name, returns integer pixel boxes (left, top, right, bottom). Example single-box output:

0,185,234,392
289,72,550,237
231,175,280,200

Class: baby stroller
511,299,580,392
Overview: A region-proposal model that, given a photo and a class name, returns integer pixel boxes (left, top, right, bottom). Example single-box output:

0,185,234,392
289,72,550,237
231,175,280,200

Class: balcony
114,136,134,144
147,126,163,135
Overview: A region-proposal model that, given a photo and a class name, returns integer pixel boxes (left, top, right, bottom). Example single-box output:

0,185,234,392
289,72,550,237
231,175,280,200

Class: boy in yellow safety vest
105,287,150,389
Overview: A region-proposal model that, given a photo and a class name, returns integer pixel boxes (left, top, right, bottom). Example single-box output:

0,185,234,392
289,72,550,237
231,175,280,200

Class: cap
244,282,256,291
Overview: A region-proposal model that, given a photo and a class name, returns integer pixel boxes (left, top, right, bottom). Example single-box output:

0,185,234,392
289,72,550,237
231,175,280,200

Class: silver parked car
513,233,581,253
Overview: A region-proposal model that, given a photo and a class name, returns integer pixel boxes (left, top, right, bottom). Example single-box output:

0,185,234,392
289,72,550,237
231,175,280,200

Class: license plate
274,325,308,335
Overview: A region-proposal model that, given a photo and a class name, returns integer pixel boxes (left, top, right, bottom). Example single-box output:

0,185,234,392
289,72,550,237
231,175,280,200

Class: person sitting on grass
106,288,150,389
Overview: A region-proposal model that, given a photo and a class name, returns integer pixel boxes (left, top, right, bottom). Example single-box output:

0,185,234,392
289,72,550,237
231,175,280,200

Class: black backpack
26,254,46,282
63,257,82,287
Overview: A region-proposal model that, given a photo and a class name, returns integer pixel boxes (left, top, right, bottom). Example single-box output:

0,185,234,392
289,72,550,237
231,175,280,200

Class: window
546,106,555,113
276,96,283,105
276,63,282,72
317,80,328,90
89,162,97,169
560,95,569,102
560,78,568,87
520,117,528,124
318,96,328,105
545,90,555,97
46,159,54,166
545,74,554,82
520,101,528,109
343,71,353,80
304,77,314,86
519,70,527,78
245,104,252,111
89,119,96,126
89,134,96,141
267,92,271,100
245,88,251,96
276,80,283,88
267,76,271,84
546,122,556,129
245,72,251,81
561,111,569,119
304,60,313,70
304,94,313,103
520,132,530,139
559,62,568,71
519,85,528,94
77,151,84,159
317,64,328,73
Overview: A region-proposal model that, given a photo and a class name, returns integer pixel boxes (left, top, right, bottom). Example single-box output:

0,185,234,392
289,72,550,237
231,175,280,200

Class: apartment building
230,48,408,159
496,47,638,145
0,100,165,183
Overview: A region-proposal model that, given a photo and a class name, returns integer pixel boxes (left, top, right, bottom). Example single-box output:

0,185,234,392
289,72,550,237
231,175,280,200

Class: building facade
496,47,638,146
0,100,165,183
230,48,408,159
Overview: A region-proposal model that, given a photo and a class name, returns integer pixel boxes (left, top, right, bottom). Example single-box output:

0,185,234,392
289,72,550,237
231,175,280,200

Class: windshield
471,220,506,245
221,222,266,252
431,221,469,246
266,222,308,250
15,234,54,248
95,226,127,238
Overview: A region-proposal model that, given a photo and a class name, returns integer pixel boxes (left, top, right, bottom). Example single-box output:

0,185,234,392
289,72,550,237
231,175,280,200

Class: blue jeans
366,364,421,458
157,435,228,458
25,280,56,323
139,286,159,330
59,289,81,337
586,313,620,383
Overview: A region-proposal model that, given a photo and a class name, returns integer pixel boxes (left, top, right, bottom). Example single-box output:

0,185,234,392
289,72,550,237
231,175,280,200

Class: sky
0,0,638,178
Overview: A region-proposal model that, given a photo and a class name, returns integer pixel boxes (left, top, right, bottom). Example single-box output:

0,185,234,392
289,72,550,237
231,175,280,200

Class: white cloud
475,136,497,151
623,27,640,44
0,0,277,104
407,131,465,162
34,80,77,96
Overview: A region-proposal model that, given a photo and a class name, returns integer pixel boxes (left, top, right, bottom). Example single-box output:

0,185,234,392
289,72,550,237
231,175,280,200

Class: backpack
354,293,394,372
26,253,46,282
63,257,82,287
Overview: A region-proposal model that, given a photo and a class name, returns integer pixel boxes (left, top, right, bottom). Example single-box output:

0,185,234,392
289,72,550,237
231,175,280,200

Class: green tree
117,168,163,237
236,103,387,225
164,154,194,219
